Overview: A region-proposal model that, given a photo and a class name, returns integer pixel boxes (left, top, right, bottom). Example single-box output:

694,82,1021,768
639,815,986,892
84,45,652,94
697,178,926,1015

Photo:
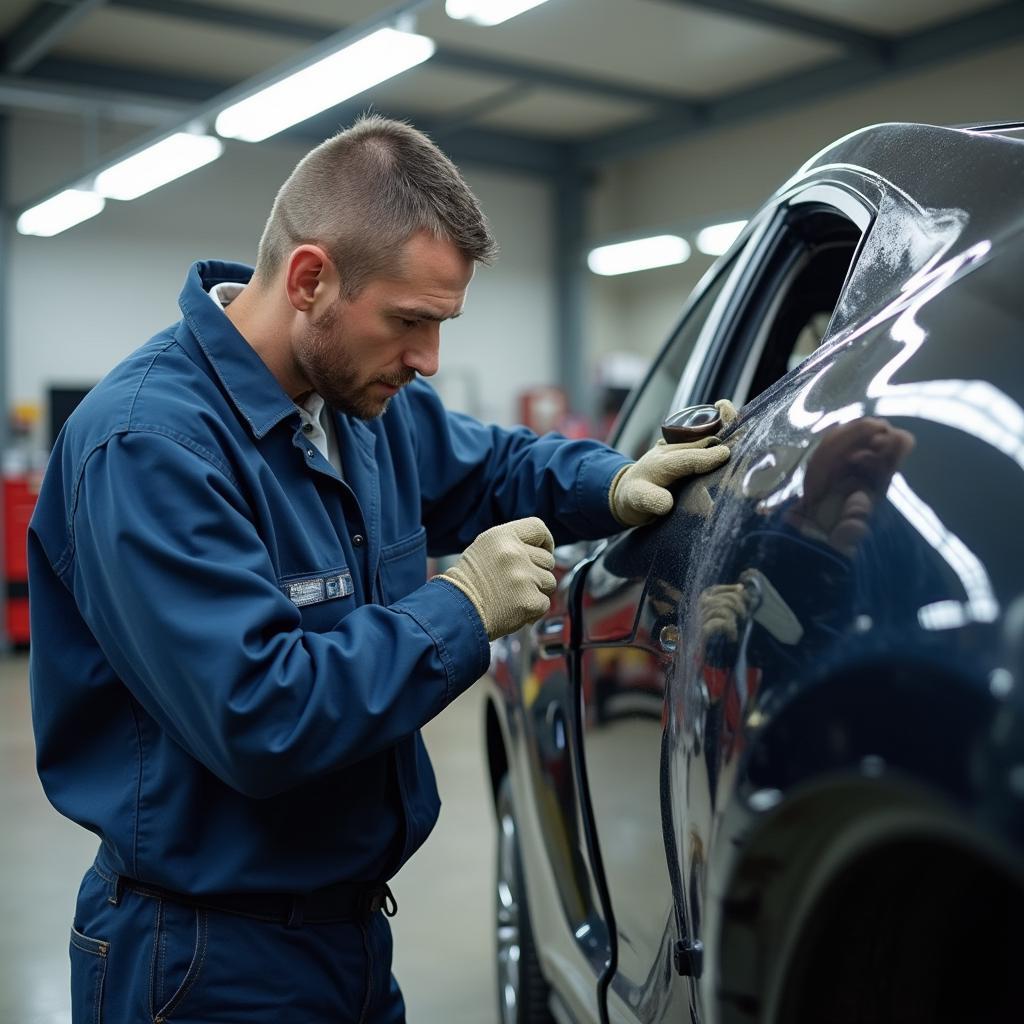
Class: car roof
964,123,1024,142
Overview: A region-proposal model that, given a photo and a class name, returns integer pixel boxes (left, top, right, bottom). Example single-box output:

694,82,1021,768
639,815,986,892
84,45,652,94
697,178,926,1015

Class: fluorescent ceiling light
696,220,747,256
446,0,551,25
94,133,224,201
215,28,435,143
17,189,105,237
588,235,690,276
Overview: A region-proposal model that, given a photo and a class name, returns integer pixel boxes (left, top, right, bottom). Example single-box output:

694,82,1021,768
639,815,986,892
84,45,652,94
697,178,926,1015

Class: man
28,116,732,1023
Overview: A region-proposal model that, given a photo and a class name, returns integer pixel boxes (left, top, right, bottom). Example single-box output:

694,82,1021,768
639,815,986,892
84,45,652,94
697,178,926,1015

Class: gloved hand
436,517,556,641
609,400,738,528
699,571,804,646
715,398,740,430
699,582,749,644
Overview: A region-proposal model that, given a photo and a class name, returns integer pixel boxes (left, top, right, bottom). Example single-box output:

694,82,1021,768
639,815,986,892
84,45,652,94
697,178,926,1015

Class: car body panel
486,122,1024,1024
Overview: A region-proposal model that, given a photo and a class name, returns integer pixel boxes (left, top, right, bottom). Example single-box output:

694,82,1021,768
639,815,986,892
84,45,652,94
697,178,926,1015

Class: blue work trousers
69,860,406,1023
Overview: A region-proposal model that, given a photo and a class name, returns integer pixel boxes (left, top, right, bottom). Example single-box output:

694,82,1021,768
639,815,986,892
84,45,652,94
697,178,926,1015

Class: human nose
402,324,440,377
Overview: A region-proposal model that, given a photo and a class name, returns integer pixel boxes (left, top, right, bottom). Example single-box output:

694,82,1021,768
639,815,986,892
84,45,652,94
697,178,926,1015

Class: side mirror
661,403,721,444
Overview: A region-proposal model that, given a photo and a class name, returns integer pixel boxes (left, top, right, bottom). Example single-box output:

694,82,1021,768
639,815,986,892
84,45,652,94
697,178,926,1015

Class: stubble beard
297,302,415,420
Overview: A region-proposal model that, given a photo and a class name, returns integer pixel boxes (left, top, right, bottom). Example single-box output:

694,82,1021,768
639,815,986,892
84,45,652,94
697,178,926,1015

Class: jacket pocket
379,527,428,604
70,926,108,1024
151,900,208,1022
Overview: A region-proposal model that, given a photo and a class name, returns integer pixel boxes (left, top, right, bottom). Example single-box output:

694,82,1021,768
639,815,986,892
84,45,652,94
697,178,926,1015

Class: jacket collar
177,260,298,439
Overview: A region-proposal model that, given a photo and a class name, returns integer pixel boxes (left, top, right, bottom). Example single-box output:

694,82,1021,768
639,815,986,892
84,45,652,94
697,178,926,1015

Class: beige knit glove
436,518,556,641
716,398,739,430
610,399,738,527
698,571,803,646
699,582,750,644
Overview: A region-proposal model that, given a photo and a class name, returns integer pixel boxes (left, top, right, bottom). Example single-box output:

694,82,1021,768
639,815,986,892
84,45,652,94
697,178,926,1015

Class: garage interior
1,1,1022,1022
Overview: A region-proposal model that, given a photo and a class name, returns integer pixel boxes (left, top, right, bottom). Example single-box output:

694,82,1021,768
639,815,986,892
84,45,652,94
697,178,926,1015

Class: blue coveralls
27,261,630,1023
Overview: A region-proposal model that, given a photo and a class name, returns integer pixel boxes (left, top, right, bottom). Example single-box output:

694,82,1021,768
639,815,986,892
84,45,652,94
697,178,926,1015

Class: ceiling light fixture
587,235,691,276
215,28,435,143
16,189,105,237
445,0,551,27
94,133,224,201
696,220,747,256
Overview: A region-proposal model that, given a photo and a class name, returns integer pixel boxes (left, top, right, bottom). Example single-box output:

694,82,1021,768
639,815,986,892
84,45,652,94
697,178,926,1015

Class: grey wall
6,115,555,435
586,38,1024,379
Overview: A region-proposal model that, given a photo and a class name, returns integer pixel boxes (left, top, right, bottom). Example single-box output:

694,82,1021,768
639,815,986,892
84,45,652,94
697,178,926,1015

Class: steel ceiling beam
10,1,1022,184
0,72,190,123
428,82,536,138
286,103,571,178
579,0,1024,164
32,55,226,101
11,0,434,213
5,69,568,216
430,46,695,117
23,58,555,172
657,0,889,56
2,0,108,74
109,0,700,118
414,125,570,177
112,0,324,42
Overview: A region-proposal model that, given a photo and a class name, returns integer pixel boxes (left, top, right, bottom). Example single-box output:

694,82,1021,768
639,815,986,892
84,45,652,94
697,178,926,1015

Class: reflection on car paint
884,471,998,628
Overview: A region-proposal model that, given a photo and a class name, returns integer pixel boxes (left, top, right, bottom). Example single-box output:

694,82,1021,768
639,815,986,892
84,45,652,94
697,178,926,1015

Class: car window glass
613,255,738,460
724,207,865,404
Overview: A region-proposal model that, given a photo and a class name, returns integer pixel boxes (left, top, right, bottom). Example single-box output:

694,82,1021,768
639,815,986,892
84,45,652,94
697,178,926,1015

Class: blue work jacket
28,260,630,895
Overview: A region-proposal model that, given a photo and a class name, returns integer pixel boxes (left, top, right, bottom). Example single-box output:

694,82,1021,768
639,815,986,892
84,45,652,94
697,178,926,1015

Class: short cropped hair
254,115,498,295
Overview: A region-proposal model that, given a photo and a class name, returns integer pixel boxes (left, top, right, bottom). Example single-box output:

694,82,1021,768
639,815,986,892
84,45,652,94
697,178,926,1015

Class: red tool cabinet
4,470,41,645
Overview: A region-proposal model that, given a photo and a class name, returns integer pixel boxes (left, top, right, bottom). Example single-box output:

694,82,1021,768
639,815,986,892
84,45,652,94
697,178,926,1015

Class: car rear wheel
495,776,554,1024
775,838,1023,1024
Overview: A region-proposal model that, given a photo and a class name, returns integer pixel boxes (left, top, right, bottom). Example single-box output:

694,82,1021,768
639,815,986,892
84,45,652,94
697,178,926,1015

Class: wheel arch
710,777,1024,1024
485,692,511,810
701,656,1023,1024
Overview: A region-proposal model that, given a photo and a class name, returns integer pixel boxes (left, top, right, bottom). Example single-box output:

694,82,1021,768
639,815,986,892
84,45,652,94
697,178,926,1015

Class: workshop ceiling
1,0,1022,199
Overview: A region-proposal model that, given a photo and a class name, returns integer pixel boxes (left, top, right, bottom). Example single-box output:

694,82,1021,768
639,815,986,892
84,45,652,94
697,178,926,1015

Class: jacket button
306,448,315,458
352,534,365,547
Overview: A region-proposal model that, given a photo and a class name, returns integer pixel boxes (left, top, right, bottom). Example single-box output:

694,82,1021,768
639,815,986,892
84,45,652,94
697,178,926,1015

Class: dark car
482,122,1024,1024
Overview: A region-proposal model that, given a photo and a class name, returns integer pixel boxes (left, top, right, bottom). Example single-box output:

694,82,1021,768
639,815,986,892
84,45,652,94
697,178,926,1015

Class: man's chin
361,398,392,421
318,378,408,419
325,395,392,421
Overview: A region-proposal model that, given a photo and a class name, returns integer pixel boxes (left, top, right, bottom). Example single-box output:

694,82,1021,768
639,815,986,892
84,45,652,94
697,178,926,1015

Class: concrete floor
0,653,496,1023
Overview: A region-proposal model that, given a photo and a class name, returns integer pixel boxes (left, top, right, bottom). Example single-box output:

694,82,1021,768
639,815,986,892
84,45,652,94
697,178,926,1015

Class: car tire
495,776,554,1024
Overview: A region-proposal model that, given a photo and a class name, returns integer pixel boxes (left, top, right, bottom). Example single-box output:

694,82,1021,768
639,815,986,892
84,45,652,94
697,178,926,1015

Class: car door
564,179,878,1024
502,244,751,1024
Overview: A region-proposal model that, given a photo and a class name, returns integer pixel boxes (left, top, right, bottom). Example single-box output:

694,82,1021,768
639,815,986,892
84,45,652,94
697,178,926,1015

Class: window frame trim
606,238,749,454
683,179,878,418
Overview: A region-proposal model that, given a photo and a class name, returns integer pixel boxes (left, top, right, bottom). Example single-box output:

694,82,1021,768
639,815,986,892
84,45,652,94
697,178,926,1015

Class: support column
552,161,593,426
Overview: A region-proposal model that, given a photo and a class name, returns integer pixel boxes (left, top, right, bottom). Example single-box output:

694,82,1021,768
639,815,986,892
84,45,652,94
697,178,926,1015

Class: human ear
284,245,337,312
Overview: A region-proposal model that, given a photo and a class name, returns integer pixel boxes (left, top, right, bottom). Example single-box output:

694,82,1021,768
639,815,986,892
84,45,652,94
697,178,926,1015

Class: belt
108,872,398,927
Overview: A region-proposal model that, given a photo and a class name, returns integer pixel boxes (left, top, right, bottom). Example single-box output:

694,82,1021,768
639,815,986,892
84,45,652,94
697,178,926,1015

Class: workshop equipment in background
518,385,568,434
4,402,44,646
596,350,649,440
3,469,41,645
518,385,592,439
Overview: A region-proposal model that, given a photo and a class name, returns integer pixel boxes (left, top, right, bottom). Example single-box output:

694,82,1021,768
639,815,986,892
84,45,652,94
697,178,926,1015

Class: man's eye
399,318,419,329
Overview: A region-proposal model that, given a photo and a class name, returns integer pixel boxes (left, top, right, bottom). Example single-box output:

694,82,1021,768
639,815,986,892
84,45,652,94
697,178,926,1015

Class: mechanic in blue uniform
28,116,732,1023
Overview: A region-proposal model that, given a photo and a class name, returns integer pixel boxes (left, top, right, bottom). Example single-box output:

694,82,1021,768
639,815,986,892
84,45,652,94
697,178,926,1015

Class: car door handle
661,403,722,444
658,624,680,653
533,616,567,660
